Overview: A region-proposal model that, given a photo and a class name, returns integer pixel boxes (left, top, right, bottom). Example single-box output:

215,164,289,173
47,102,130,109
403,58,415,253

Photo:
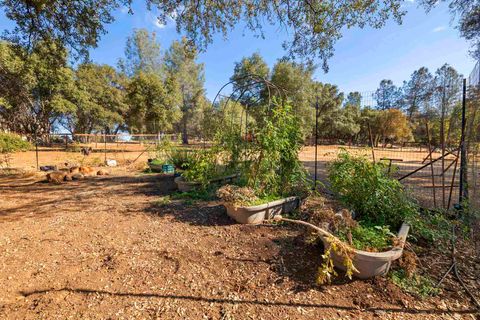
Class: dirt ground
0,169,479,319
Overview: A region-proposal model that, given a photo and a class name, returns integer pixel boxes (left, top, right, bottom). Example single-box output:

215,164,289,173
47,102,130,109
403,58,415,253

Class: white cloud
432,26,446,32
120,6,129,14
145,12,166,29
154,19,166,29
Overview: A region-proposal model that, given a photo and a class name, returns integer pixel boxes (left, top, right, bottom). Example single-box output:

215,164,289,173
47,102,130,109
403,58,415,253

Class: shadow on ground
18,287,478,316
146,200,235,227
0,173,176,222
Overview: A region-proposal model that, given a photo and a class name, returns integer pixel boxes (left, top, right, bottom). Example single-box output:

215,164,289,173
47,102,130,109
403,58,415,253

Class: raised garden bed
225,196,300,224
174,174,238,192
323,222,410,279
277,214,410,279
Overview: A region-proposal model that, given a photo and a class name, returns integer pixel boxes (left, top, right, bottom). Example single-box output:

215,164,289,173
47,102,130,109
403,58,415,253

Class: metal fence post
459,78,468,204
314,96,319,189
104,133,107,163
35,140,39,171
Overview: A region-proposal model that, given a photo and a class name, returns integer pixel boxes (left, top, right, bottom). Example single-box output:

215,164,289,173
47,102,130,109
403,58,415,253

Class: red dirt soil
0,171,478,319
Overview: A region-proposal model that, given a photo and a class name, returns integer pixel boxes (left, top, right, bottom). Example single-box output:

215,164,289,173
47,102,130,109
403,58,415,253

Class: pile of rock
45,166,109,184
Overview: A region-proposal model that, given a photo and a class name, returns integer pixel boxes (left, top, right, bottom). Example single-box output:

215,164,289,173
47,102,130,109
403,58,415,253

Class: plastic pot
322,222,410,279
224,196,301,224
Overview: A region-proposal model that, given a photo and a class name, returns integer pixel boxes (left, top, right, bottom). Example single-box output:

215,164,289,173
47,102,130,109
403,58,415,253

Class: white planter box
224,196,301,224
322,222,410,279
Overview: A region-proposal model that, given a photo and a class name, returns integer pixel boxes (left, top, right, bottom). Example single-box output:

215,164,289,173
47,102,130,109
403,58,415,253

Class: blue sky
0,1,476,101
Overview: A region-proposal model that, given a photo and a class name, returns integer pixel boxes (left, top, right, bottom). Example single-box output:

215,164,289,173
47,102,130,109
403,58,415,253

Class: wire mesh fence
6,133,207,172
303,67,480,211
4,61,479,212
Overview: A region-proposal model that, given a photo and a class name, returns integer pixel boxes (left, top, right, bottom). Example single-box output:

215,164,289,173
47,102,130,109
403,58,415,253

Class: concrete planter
174,174,238,192
322,222,410,279
225,196,300,224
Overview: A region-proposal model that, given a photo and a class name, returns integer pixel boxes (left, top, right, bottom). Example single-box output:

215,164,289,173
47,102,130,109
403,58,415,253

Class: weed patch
390,269,440,298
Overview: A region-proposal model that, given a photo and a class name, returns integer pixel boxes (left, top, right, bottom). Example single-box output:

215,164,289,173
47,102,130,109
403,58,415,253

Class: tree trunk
182,114,189,145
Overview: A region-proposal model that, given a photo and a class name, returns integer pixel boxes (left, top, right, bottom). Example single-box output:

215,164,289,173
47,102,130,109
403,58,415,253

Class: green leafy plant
328,150,418,228
172,187,217,203
154,196,171,206
149,136,174,164
249,102,310,197
0,132,31,167
168,148,194,170
408,211,452,244
390,269,440,297
0,132,31,153
338,224,395,252
181,148,218,186
217,101,311,201
149,158,165,166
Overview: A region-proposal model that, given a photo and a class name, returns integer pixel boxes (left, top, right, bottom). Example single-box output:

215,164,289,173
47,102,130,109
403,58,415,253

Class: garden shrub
181,148,219,187
0,132,31,153
328,150,417,228
249,102,310,197
0,132,31,167
217,101,311,203
168,149,194,170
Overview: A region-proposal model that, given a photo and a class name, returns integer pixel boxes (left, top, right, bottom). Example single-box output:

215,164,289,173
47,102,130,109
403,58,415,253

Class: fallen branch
270,215,358,283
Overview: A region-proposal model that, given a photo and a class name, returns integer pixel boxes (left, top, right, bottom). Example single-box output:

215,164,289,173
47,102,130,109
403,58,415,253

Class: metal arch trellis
206,74,290,189
211,74,288,137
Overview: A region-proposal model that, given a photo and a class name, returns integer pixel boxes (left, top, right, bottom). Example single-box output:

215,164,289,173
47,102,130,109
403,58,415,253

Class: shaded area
18,287,478,315
146,200,234,227
0,173,176,222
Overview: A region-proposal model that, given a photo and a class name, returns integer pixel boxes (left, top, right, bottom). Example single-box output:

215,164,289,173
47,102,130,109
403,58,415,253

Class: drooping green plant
328,150,418,228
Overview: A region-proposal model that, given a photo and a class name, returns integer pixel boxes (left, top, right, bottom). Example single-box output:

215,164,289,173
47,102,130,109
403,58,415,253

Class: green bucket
162,164,175,174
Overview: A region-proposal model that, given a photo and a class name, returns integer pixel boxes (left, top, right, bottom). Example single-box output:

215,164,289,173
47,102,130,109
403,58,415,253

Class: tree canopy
68,63,128,135
0,40,76,138
374,79,401,110
165,38,205,144
0,0,406,70
126,71,180,133
401,67,434,119
118,28,164,77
